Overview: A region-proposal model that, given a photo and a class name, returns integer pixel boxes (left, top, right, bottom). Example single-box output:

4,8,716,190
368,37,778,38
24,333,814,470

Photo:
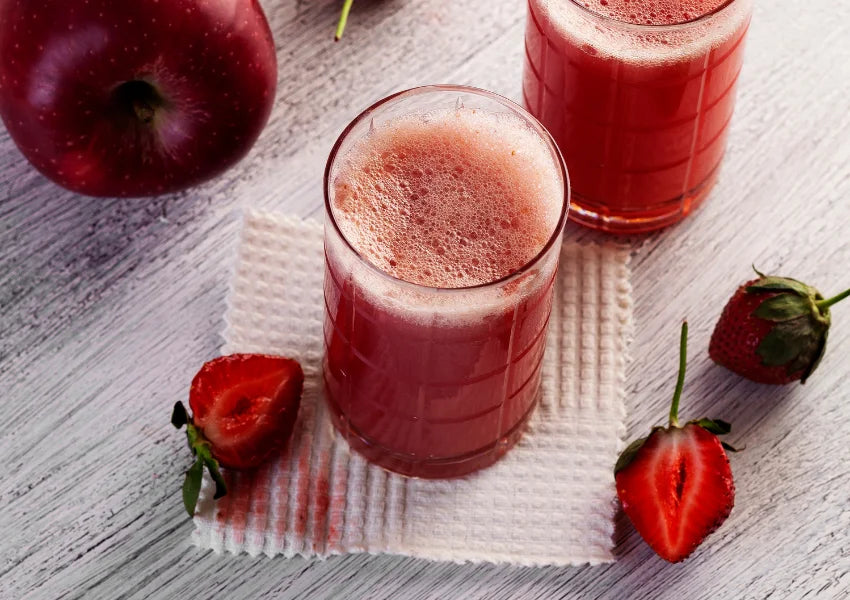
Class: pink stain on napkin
191,211,632,567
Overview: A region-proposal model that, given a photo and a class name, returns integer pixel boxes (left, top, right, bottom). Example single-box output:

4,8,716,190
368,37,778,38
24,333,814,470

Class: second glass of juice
323,86,569,478
523,0,753,233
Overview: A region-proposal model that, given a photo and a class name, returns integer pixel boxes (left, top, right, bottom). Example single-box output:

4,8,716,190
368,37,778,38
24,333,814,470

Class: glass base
324,390,539,479
568,169,719,234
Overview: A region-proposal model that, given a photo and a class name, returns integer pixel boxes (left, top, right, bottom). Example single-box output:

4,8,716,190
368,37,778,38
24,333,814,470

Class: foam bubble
331,108,564,289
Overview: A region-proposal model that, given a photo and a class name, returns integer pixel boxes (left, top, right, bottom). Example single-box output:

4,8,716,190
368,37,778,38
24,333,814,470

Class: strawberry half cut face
615,322,737,562
615,423,735,563
189,354,304,470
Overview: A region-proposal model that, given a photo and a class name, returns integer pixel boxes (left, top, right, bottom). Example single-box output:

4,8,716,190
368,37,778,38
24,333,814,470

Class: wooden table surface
3,0,849,598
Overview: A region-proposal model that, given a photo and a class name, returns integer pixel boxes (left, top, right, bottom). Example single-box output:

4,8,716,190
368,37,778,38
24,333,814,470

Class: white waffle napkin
191,210,632,566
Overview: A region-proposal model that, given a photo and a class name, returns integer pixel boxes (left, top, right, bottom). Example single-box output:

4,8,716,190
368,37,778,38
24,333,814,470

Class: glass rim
566,0,739,30
323,84,570,293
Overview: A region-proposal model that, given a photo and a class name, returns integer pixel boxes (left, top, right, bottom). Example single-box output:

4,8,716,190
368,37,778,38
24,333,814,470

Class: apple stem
335,0,354,41
133,99,155,124
817,286,850,311
669,321,688,428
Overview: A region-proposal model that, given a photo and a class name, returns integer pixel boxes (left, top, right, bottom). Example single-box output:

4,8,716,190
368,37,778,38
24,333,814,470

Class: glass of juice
523,0,753,233
322,85,569,478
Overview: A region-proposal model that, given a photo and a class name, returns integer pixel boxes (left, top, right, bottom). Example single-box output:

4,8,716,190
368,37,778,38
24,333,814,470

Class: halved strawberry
172,353,303,515
616,323,736,563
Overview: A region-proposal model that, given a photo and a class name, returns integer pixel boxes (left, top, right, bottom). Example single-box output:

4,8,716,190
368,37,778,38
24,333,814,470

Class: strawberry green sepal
171,401,227,517
693,418,740,452
746,273,831,383
615,418,737,474
171,400,189,428
746,273,815,298
614,433,653,474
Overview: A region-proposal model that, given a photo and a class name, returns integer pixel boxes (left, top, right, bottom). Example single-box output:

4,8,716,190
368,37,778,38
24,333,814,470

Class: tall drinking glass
322,86,569,478
523,0,753,233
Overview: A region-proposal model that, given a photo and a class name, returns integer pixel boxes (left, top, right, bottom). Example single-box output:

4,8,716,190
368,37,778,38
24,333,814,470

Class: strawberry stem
335,0,354,41
669,321,688,427
816,286,850,310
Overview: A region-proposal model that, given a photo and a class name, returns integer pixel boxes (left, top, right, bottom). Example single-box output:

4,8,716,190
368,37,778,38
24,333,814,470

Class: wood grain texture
1,0,849,598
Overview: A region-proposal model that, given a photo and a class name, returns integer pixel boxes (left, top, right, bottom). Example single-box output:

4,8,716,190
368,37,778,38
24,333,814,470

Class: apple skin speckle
0,0,278,197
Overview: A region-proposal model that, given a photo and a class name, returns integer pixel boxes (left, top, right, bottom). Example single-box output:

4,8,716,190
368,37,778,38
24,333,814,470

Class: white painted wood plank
2,0,849,598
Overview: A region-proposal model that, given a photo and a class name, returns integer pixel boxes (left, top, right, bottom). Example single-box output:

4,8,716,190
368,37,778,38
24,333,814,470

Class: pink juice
523,0,752,232
323,99,566,478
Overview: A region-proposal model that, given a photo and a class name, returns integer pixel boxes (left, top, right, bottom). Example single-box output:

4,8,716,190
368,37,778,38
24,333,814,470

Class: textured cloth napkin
191,210,633,567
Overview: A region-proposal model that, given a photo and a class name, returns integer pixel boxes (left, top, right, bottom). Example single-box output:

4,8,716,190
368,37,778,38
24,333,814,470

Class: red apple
0,0,277,197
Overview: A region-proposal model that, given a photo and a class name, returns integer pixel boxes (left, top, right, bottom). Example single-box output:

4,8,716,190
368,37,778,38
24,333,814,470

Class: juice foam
331,109,563,289
578,0,730,26
532,0,751,64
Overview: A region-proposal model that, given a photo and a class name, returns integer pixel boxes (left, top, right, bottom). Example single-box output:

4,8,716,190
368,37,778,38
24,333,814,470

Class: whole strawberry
616,322,736,563
172,354,303,516
710,269,850,384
